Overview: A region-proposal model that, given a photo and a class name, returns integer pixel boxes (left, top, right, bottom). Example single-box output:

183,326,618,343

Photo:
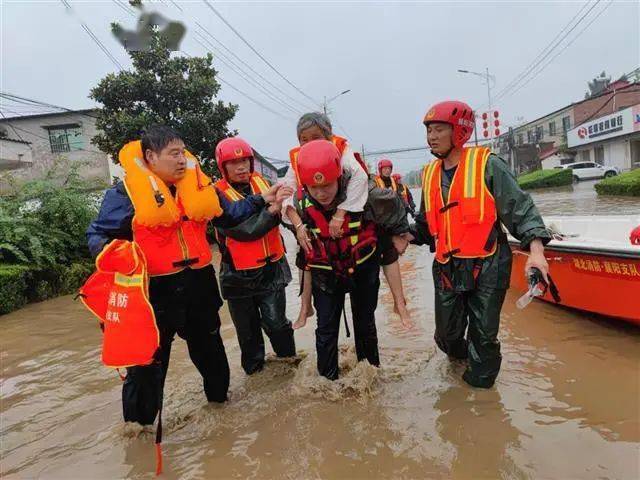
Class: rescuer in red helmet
391,172,416,218
293,139,410,380
213,137,296,375
410,100,551,388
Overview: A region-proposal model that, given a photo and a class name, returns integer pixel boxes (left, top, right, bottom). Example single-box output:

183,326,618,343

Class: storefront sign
568,104,638,147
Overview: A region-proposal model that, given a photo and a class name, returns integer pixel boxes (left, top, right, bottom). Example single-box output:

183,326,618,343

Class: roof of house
539,146,559,160
252,149,278,171
0,108,99,123
0,136,32,145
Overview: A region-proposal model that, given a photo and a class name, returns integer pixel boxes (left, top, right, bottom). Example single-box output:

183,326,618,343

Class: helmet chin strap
431,146,454,159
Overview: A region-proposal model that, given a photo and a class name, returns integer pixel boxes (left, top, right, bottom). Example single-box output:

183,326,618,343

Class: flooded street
2,181,639,479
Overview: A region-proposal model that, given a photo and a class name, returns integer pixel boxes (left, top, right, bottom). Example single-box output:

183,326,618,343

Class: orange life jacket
422,147,498,264
374,175,398,192
119,140,221,276
79,239,159,368
289,135,349,185
298,196,377,277
398,183,409,204
214,173,286,270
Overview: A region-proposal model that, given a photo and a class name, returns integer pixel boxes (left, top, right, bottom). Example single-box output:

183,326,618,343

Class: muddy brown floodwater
2,181,639,479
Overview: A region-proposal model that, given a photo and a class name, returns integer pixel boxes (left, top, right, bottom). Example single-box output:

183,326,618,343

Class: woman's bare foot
293,305,314,330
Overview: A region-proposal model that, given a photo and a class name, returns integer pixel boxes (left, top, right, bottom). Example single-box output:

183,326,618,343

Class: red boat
509,215,640,325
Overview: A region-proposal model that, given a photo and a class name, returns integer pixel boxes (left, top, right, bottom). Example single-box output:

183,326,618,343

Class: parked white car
556,162,620,182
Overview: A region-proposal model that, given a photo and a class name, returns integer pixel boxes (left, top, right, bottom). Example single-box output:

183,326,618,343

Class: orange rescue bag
79,239,160,368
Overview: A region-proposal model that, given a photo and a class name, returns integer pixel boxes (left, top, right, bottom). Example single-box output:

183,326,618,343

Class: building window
549,121,556,136
517,133,524,146
580,150,591,162
535,125,544,141
47,124,84,153
527,130,533,143
562,116,571,132
594,146,604,165
560,157,574,165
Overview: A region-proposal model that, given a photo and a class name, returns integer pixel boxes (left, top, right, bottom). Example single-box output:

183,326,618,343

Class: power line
164,1,313,115
493,1,592,103
177,50,296,123
201,0,320,108
503,0,614,101
493,0,601,103
365,146,428,156
193,21,315,112
165,0,315,112
0,92,99,120
0,111,26,141
217,77,295,123
60,0,124,71
112,0,135,17
192,31,302,116
169,0,184,12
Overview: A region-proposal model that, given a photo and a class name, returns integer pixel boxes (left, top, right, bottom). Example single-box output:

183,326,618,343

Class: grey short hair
296,112,333,140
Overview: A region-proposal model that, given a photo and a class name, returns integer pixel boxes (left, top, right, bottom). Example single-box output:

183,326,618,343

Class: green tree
90,27,237,176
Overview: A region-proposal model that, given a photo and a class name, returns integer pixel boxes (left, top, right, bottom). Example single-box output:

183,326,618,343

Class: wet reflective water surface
2,182,639,479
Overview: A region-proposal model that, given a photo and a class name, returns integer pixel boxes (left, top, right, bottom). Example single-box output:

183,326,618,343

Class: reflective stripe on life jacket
374,175,398,192
289,135,349,186
214,173,286,271
398,184,409,204
299,197,377,276
422,147,497,264
119,140,217,276
79,239,159,368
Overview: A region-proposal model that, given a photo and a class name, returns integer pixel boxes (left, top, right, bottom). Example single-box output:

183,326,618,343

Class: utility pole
458,68,495,146
323,89,351,116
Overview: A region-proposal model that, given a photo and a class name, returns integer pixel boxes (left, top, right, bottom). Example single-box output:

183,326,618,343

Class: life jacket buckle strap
483,228,498,252
439,201,459,214
443,248,461,259
172,257,199,268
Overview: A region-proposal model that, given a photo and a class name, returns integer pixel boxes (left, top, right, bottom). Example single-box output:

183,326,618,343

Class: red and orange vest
299,196,377,277
398,184,409,204
422,147,497,264
215,173,285,270
374,175,398,192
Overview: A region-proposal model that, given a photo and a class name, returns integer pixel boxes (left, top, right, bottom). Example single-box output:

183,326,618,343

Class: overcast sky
1,0,638,173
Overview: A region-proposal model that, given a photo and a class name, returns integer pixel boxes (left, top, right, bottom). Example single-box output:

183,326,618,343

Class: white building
0,109,111,193
0,137,33,171
567,103,640,172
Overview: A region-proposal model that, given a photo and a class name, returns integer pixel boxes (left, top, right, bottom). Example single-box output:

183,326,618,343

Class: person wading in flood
213,137,296,375
86,125,291,425
410,100,551,388
282,112,369,330
283,113,413,330
293,139,411,380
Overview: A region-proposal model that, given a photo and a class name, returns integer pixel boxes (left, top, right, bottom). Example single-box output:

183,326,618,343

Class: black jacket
215,182,291,299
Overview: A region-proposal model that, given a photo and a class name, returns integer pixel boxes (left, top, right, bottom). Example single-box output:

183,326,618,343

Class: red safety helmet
392,173,402,182
215,137,254,178
297,139,342,186
377,158,393,175
630,225,640,245
423,100,475,148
